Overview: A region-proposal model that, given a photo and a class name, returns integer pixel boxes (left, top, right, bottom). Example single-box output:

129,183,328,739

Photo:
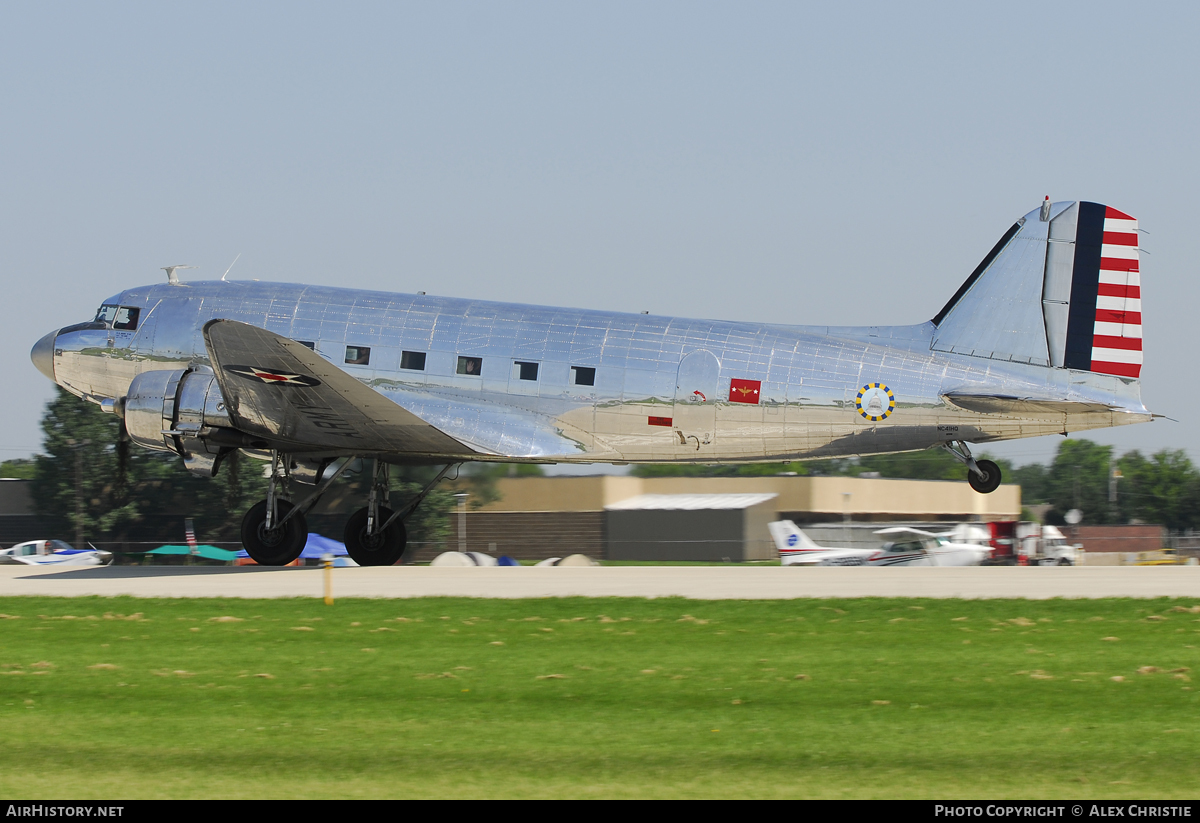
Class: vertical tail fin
767,520,824,557
931,200,1142,379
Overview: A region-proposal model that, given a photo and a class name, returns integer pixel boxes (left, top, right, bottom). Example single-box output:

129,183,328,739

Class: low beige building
475,475,1019,521
428,474,1020,562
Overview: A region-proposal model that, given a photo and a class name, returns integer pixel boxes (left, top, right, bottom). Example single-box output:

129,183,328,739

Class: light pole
1109,466,1122,523
454,492,469,553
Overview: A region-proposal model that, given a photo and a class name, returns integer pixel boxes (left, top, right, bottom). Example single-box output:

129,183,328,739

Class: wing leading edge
203,319,476,459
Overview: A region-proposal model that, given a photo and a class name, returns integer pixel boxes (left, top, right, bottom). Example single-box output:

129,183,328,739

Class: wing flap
203,319,476,457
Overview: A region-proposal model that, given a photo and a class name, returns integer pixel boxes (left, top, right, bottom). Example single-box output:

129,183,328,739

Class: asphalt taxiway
0,565,1197,600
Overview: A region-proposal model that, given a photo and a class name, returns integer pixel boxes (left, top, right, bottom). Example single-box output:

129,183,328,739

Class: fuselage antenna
162,265,196,286
221,253,242,281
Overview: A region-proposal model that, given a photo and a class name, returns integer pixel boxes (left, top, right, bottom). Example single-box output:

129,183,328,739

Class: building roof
605,493,777,511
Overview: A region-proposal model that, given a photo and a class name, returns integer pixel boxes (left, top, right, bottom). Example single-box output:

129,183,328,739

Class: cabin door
673,349,720,452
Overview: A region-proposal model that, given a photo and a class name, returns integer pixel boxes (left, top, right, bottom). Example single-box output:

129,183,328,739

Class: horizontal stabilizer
941,393,1123,416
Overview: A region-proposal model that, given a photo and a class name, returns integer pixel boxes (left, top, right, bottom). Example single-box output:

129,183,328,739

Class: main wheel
241,500,308,566
344,507,407,566
967,459,1002,494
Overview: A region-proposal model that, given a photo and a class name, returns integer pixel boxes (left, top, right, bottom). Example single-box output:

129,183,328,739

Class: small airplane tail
931,200,1142,380
767,520,824,557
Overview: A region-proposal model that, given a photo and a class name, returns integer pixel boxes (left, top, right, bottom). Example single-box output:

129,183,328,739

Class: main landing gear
239,454,457,566
943,441,1002,494
241,499,308,566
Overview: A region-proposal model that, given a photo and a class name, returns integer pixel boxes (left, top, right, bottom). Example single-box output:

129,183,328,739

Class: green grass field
1,595,1197,799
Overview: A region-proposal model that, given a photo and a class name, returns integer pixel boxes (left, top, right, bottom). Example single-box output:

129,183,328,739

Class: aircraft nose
31,329,58,383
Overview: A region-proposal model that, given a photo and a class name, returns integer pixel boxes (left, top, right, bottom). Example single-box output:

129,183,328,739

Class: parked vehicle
1026,524,1080,566
971,522,1079,566
979,521,1019,565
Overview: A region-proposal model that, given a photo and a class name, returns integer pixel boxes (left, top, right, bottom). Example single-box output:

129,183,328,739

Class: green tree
0,459,36,479
32,389,271,544
855,449,976,481
381,466,455,545
1043,439,1114,525
1010,463,1051,504
1115,449,1200,531
31,389,460,547
33,389,145,544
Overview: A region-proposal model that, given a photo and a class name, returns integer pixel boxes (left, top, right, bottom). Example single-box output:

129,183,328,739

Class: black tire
1058,557,1073,566
967,459,1002,494
343,507,407,567
241,499,308,566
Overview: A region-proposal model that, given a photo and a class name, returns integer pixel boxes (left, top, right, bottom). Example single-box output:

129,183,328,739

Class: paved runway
1,565,1198,600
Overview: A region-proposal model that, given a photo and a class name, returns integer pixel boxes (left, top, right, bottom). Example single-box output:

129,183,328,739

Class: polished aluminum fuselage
47,280,1150,463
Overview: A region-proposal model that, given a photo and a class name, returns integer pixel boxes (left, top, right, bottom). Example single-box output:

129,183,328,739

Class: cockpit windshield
94,305,119,325
113,306,140,331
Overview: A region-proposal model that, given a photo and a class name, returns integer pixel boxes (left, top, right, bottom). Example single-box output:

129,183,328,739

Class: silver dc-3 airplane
30,199,1150,566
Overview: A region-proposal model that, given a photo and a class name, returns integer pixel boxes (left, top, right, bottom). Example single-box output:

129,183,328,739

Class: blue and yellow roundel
856,383,895,421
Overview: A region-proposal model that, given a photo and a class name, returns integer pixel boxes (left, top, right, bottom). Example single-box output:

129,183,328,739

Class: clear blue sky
2,2,1195,469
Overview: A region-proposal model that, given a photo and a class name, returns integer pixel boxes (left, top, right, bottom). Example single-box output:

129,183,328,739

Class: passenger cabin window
513,361,539,381
571,366,596,386
297,341,316,350
345,346,371,365
113,306,140,331
457,356,482,376
95,305,118,326
400,351,426,371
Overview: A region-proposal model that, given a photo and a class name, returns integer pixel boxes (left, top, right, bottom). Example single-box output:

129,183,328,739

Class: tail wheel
344,507,407,566
967,459,1002,494
241,500,308,566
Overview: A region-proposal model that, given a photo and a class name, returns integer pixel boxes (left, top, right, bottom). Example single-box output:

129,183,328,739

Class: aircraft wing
874,526,937,538
203,319,477,458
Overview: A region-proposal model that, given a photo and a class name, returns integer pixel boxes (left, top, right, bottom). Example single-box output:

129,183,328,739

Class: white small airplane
767,521,990,567
0,540,113,566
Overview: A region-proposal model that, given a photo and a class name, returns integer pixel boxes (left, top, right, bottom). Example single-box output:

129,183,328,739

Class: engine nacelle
125,366,236,476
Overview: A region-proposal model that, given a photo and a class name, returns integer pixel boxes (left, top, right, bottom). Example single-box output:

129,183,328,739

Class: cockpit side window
95,305,119,326
113,306,140,331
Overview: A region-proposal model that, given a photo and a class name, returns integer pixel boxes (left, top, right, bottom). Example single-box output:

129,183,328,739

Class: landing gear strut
943,441,1002,494
343,460,405,566
240,452,353,565
343,461,458,566
344,507,407,567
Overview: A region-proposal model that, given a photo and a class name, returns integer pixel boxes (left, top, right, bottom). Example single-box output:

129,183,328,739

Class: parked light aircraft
767,521,990,567
30,199,1151,566
0,540,112,566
